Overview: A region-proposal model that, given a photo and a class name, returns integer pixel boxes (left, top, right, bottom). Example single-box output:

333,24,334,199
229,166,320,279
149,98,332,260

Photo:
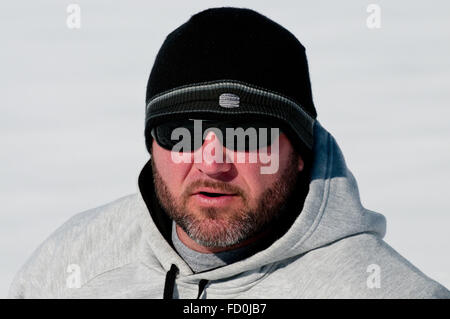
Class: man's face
150,128,304,249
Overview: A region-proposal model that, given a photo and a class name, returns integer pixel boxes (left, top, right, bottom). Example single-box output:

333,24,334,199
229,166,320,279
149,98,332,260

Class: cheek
233,134,294,198
152,143,192,196
233,162,278,200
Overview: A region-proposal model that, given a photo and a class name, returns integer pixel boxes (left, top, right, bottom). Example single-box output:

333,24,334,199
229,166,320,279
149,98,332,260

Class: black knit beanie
145,7,317,161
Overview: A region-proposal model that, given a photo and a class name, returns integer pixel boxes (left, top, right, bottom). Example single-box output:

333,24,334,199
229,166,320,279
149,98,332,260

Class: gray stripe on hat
146,81,315,125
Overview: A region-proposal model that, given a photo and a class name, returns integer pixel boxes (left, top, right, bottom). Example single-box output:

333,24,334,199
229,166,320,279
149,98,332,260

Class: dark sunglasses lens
153,120,280,152
153,120,201,151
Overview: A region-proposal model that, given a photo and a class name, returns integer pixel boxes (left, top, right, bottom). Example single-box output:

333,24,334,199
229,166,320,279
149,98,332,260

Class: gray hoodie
8,121,450,298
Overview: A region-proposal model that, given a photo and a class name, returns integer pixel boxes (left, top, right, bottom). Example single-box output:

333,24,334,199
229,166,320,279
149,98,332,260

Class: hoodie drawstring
196,279,209,299
163,264,179,299
163,264,209,299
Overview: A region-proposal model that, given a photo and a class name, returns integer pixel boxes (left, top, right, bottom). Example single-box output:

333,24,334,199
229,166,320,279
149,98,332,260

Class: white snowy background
1,0,449,297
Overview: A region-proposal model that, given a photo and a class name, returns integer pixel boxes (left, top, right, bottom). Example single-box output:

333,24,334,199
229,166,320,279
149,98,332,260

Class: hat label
219,93,240,108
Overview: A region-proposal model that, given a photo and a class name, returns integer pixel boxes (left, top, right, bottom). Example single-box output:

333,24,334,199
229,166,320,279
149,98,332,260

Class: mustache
184,179,246,199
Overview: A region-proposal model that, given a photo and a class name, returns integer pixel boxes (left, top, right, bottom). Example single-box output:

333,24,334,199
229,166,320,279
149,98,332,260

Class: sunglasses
151,119,281,152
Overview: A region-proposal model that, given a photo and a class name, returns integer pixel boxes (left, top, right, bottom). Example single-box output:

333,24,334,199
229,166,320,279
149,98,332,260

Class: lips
191,188,238,206
198,192,226,197
193,188,236,198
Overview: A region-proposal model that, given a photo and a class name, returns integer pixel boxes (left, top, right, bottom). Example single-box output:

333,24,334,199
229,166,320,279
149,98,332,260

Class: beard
150,152,300,248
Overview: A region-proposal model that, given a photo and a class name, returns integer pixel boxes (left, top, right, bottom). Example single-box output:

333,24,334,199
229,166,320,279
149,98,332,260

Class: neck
175,224,271,254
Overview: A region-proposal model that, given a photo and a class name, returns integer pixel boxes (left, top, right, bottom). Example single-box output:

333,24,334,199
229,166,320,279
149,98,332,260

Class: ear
297,155,304,172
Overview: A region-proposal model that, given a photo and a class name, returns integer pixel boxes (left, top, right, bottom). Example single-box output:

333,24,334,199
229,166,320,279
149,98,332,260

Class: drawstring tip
197,279,209,299
163,264,179,299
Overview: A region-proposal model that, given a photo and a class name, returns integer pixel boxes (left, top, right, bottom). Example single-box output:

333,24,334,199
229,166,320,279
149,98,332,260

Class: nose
193,130,233,177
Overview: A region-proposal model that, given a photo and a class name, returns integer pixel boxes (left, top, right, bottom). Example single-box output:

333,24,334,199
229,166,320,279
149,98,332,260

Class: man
9,7,449,299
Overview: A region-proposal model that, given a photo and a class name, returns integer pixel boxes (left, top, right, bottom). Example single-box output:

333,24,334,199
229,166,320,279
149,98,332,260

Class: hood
137,120,386,282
